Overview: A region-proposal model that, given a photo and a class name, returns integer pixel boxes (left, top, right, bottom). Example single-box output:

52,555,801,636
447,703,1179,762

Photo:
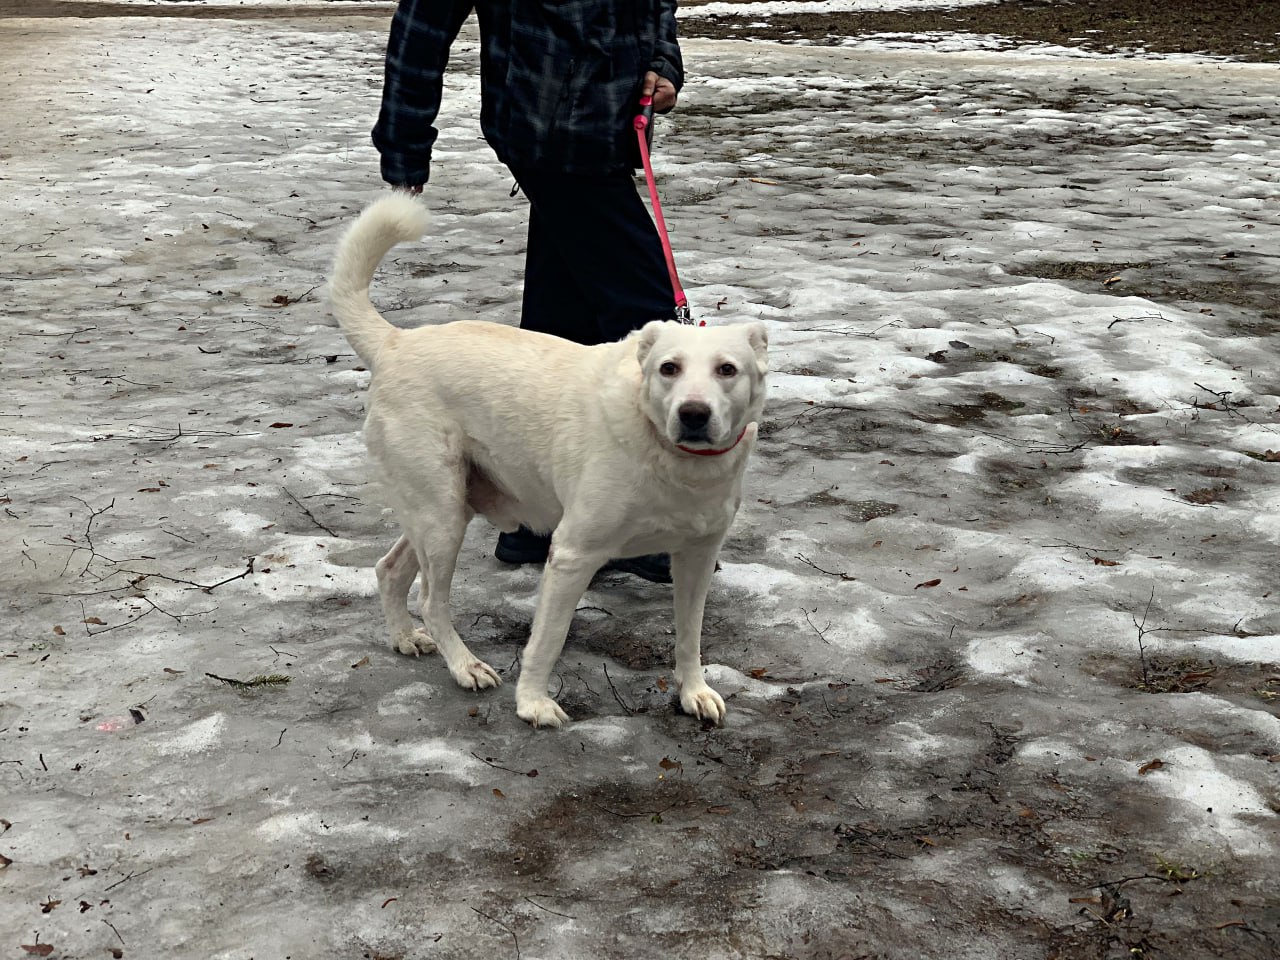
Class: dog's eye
717,362,738,378
659,361,680,377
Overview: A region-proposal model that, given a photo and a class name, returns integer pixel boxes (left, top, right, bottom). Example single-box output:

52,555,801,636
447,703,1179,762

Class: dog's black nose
678,402,712,432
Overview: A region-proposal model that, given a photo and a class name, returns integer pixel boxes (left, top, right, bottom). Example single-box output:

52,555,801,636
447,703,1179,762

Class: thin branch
1132,586,1157,688
973,429,1091,455
115,557,256,593
56,424,261,446
101,918,125,945
795,553,855,581
18,326,97,342
282,486,336,537
264,284,319,308
801,608,831,644
66,497,115,577
82,603,157,637
523,896,576,920
471,907,520,960
602,663,634,715
103,868,153,892
1107,312,1168,330
469,752,538,777
1092,872,1185,890
205,672,291,689
1192,381,1252,421
589,799,679,820
838,824,908,860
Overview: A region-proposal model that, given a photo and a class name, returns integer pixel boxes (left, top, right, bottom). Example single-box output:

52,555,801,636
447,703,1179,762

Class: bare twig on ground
795,553,855,581
1192,381,1252,421
973,429,1091,455
801,608,831,644
1132,586,1157,689
602,663,634,715
793,319,902,338
12,227,69,251
115,557,256,593
103,867,153,892
589,798,681,821
63,497,115,577
264,353,352,365
470,906,520,960
18,326,97,342
58,424,260,446
469,752,538,777
282,486,336,537
101,918,125,945
523,896,576,919
264,284,318,308
1107,312,1168,330
205,672,291,689
1040,539,1121,555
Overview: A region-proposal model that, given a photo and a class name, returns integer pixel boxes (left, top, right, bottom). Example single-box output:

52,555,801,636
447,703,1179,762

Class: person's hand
643,70,678,114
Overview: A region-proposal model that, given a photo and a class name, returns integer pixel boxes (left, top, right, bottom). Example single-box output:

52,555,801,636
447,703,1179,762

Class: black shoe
602,553,672,585
495,527,551,565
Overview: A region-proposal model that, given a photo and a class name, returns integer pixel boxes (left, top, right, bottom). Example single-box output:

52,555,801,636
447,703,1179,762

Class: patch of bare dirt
681,0,1280,63
1008,259,1280,328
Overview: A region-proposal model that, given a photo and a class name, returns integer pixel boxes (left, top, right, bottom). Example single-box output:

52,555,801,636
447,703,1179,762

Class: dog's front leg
671,536,727,725
514,544,604,729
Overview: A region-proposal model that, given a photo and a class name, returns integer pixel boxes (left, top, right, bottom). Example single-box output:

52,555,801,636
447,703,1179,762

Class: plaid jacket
372,0,683,186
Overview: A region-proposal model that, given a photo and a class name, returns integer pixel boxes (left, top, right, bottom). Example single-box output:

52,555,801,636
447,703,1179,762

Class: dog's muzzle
676,401,713,443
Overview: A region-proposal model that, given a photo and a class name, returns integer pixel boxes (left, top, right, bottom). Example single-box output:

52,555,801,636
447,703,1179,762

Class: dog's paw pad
392,629,436,657
516,696,570,729
452,660,502,691
680,685,726,726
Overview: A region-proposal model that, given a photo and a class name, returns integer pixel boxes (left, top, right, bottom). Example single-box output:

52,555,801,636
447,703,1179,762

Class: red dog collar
677,426,748,457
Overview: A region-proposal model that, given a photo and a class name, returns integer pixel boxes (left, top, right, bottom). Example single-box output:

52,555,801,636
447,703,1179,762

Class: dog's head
634,320,768,452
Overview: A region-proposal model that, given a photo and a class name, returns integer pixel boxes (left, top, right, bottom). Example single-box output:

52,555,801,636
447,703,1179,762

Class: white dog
329,195,767,728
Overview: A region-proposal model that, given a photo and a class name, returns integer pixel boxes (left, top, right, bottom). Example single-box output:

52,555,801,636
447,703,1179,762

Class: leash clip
674,303,695,326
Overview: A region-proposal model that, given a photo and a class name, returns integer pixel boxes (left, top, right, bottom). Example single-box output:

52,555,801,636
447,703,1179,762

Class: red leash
634,95,699,326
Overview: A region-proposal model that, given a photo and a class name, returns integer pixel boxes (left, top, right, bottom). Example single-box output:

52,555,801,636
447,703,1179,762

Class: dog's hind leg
404,510,502,692
372,423,500,689
376,534,435,656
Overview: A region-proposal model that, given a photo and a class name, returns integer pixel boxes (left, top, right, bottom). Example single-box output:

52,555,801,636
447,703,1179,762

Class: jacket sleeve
371,0,474,187
648,0,684,92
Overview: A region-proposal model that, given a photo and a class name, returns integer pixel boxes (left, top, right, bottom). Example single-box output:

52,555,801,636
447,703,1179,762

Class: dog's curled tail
329,193,429,370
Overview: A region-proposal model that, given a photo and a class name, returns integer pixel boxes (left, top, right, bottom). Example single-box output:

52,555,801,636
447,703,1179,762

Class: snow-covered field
2,8,1278,960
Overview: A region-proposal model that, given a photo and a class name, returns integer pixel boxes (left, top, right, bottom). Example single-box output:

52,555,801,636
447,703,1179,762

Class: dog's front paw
392,628,436,657
450,659,502,691
679,683,726,725
516,696,570,729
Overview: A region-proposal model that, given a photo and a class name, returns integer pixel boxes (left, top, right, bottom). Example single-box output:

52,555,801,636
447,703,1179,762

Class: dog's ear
634,320,665,368
746,322,769,377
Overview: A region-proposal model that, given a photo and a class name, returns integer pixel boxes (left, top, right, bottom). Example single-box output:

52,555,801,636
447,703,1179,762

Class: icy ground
2,9,1279,960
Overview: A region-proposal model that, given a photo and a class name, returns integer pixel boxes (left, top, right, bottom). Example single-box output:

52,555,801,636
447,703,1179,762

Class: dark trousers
509,167,675,346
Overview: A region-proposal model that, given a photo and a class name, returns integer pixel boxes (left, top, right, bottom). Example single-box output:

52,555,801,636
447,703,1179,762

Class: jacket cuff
649,58,683,93
379,155,431,189
371,124,432,188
